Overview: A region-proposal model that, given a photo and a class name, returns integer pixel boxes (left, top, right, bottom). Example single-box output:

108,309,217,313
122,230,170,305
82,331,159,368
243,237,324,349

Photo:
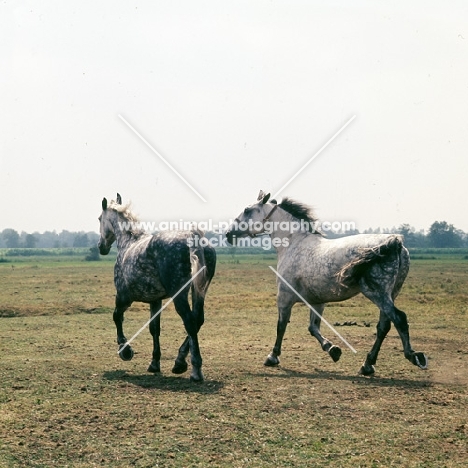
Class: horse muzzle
225,230,236,245
225,228,251,245
98,240,111,255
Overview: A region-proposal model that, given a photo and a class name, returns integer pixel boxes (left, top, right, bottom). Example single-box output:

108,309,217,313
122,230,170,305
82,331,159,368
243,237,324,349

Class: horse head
226,190,277,244
97,193,121,255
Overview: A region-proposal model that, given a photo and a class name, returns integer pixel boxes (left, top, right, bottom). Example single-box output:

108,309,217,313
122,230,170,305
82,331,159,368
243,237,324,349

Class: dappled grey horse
98,194,216,381
226,191,427,375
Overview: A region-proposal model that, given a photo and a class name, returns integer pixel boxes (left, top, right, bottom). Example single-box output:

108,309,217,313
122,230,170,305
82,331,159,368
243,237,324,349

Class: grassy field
0,254,467,467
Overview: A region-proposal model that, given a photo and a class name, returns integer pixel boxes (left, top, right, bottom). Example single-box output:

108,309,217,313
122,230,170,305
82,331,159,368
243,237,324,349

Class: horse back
277,233,406,304
115,231,195,302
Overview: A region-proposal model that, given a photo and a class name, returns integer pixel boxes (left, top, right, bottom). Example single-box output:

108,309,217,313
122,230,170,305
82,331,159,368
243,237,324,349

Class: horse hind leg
172,291,206,375
390,248,427,369
308,304,342,363
361,279,427,374
392,305,428,370
173,295,204,382
147,300,162,373
360,311,391,375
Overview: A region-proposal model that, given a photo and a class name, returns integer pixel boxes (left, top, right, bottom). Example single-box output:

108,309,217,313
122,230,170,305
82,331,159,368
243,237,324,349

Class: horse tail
337,235,404,288
189,229,209,298
392,241,410,300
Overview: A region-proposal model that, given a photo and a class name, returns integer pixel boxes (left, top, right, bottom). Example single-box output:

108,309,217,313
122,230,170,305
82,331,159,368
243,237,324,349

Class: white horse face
226,191,271,244
98,198,117,255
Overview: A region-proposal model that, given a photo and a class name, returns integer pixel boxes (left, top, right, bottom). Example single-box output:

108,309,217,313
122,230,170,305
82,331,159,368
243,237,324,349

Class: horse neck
109,211,139,251
268,207,321,252
266,208,296,251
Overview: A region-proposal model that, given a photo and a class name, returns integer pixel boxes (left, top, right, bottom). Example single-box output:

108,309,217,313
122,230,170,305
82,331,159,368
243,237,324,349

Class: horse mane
108,200,145,235
279,197,320,234
108,200,138,221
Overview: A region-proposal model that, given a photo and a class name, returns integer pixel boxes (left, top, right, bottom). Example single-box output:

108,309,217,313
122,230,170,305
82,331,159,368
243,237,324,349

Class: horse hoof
329,345,342,363
118,344,134,361
190,370,204,383
147,361,161,373
359,363,375,376
172,360,188,374
264,354,280,367
413,352,428,370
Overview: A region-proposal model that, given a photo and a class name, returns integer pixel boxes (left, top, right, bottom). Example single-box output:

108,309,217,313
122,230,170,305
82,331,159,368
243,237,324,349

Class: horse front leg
308,304,342,363
147,300,162,373
173,295,204,382
264,303,293,367
113,298,133,361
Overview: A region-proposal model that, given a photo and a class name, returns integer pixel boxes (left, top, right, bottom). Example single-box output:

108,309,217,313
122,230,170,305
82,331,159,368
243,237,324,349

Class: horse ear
262,193,271,204
257,190,266,201
116,193,122,205
102,198,108,211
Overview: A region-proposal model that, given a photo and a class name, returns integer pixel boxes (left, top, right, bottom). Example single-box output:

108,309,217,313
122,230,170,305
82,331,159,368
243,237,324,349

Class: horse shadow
102,370,224,394
251,367,432,389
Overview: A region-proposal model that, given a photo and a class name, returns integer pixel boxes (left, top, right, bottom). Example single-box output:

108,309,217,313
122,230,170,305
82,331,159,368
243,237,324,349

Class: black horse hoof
190,369,204,382
412,352,428,370
172,360,188,374
118,344,134,361
359,363,375,376
329,345,342,363
147,361,161,373
264,354,280,367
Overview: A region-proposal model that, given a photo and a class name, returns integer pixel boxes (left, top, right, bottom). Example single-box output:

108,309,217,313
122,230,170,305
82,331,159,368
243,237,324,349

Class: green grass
0,256,467,467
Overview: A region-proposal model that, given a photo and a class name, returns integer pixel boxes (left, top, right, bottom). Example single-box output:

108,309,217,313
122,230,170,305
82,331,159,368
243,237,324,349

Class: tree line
361,221,467,248
1,220,466,250
0,229,100,249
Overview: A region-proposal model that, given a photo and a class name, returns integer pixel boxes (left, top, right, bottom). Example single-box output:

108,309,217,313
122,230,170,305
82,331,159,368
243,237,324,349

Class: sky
1,0,467,235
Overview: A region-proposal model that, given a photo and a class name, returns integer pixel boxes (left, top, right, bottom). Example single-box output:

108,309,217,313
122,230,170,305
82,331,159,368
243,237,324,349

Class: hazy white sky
1,1,467,234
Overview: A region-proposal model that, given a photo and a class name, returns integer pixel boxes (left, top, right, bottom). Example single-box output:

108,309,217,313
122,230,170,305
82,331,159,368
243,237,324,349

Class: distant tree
326,228,360,239
24,234,38,248
398,224,418,248
36,230,60,248
59,230,74,247
460,231,468,247
85,245,101,261
364,227,381,234
86,231,100,245
2,229,20,248
73,233,89,247
346,228,360,236
428,221,463,248
414,230,429,248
